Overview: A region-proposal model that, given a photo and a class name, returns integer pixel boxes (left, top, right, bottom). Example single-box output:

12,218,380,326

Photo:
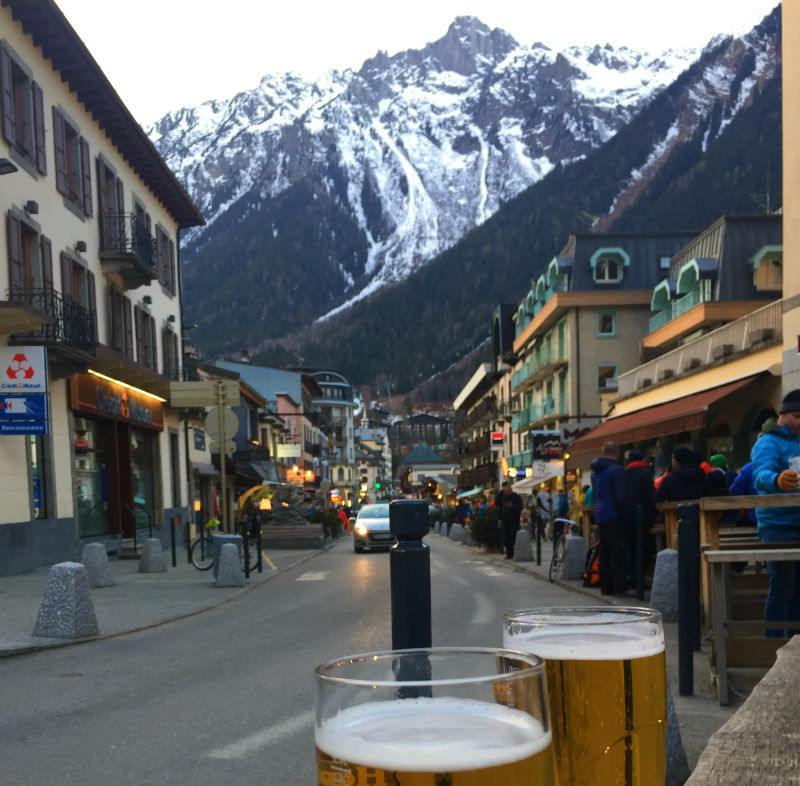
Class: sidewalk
0,543,325,657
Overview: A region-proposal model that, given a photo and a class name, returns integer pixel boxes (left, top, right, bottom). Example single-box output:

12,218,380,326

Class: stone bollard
32,562,98,639
81,542,114,588
435,521,442,535
665,685,691,786
560,535,588,580
513,529,533,562
138,538,167,573
215,543,245,587
464,526,477,547
650,548,679,622
449,523,463,542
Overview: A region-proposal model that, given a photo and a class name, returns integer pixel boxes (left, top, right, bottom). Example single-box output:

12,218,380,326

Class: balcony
618,300,782,399
467,433,491,456
455,395,496,436
8,288,96,376
99,213,157,288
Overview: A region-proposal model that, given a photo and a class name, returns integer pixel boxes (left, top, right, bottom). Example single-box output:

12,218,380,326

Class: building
0,0,203,573
570,216,784,471
396,444,459,497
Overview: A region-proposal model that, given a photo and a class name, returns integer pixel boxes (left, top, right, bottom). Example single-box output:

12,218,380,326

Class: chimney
240,349,250,363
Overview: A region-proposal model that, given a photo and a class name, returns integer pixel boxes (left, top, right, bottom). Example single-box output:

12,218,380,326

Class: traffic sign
169,379,239,407
204,406,239,442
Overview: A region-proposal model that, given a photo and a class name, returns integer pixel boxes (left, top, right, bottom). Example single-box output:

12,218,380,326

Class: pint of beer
315,647,555,785
503,607,666,786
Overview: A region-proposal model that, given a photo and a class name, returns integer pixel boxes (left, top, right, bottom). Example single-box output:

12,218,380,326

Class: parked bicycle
190,519,259,572
549,517,581,582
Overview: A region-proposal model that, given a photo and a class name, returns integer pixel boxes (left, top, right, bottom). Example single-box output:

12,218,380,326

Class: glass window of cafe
74,415,109,537
131,427,156,532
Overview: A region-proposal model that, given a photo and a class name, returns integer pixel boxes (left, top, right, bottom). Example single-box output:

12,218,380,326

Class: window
6,209,52,295
595,257,620,282
108,286,134,359
659,256,671,271
193,427,206,451
162,324,180,379
61,252,96,312
0,44,46,174
596,311,617,337
597,365,618,391
156,225,176,295
53,108,92,216
134,305,157,370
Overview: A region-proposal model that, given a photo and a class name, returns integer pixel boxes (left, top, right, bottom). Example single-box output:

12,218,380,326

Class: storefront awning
457,486,485,498
249,461,279,483
512,477,539,495
192,462,220,477
570,375,759,455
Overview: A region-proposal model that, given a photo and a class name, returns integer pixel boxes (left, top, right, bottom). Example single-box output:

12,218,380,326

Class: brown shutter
53,109,68,195
107,284,116,351
32,81,46,174
135,306,145,363
87,270,97,343
155,228,165,284
80,138,92,216
60,252,74,301
0,49,15,145
173,332,180,379
40,236,53,290
116,177,124,214
149,316,158,371
96,157,108,214
6,212,23,292
123,296,134,360
162,326,170,376
169,238,176,295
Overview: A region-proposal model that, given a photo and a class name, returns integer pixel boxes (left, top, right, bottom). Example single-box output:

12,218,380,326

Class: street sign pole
217,381,229,533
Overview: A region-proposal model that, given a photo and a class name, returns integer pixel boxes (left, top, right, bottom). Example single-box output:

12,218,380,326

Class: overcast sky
54,0,779,125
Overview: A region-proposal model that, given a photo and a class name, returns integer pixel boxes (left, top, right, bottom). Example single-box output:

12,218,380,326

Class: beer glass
503,607,666,786
315,647,555,786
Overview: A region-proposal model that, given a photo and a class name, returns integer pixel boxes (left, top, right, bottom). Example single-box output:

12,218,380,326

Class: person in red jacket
337,506,351,535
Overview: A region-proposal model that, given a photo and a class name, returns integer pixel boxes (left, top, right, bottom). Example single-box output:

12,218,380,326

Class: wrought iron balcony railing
98,213,157,285
8,287,96,357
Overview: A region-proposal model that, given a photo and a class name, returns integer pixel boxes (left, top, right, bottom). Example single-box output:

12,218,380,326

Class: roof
402,444,446,465
216,361,303,407
3,0,204,228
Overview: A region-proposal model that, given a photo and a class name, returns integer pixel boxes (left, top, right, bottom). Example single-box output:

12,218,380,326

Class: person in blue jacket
590,441,628,595
751,389,800,636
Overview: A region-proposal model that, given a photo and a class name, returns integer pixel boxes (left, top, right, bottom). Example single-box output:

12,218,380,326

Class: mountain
149,17,699,344
149,8,781,397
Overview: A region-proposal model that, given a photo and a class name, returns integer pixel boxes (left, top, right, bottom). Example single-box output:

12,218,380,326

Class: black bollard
390,500,432,650
677,502,700,696
256,512,263,573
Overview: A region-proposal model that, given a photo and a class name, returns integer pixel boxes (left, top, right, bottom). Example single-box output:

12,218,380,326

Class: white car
353,503,396,553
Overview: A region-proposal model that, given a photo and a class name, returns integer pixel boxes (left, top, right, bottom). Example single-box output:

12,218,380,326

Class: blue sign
0,421,48,435
0,394,48,420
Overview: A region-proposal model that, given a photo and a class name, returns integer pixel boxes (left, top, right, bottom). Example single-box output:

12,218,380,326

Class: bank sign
0,346,48,393
70,374,164,430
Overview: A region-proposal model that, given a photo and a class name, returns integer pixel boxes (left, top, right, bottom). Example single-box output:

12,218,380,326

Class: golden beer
315,697,555,786
504,609,667,786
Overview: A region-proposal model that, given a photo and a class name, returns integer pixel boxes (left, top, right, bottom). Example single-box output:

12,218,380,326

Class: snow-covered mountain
147,9,780,364
149,17,698,312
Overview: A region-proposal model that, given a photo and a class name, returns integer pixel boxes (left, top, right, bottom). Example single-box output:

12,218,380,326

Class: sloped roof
402,444,446,465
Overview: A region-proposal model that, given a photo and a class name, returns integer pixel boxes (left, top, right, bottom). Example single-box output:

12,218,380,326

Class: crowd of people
585,389,800,634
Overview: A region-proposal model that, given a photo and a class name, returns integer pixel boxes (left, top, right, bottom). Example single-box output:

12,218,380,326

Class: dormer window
590,247,629,285
751,245,782,291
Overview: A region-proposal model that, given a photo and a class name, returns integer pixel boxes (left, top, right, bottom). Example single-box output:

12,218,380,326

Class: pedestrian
495,480,524,559
556,487,569,519
337,506,351,535
590,441,629,595
750,389,800,637
705,454,730,496
730,461,757,524
654,447,712,503
624,450,656,585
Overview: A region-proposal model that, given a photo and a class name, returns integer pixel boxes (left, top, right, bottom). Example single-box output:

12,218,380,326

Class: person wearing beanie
751,389,800,636
710,452,737,487
654,445,712,503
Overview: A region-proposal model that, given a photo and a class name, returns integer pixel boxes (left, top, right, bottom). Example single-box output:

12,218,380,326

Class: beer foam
316,697,550,772
504,613,665,660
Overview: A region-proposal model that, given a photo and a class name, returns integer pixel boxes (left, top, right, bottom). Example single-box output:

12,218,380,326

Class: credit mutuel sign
70,374,164,430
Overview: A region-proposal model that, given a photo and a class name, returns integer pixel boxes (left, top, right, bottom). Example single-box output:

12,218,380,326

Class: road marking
295,571,329,581
207,710,313,760
471,591,495,624
261,551,277,570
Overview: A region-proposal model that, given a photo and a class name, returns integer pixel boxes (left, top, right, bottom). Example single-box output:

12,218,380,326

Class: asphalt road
0,536,592,786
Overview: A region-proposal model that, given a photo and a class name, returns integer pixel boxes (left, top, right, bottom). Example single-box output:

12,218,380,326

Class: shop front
70,372,164,542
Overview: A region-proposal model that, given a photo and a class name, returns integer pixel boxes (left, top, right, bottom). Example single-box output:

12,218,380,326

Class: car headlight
355,523,368,536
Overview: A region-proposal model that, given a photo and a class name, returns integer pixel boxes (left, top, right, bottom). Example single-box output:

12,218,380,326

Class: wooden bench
686,635,800,785
705,545,800,704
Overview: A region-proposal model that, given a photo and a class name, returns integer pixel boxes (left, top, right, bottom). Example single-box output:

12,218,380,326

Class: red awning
570,376,759,455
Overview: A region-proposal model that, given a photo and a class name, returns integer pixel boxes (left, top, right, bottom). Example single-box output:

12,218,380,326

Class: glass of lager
315,646,555,786
503,607,666,786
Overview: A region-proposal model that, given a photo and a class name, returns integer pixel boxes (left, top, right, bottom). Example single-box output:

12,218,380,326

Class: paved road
0,536,599,786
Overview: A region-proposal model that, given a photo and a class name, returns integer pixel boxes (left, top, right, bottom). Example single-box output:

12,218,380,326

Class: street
0,536,590,786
